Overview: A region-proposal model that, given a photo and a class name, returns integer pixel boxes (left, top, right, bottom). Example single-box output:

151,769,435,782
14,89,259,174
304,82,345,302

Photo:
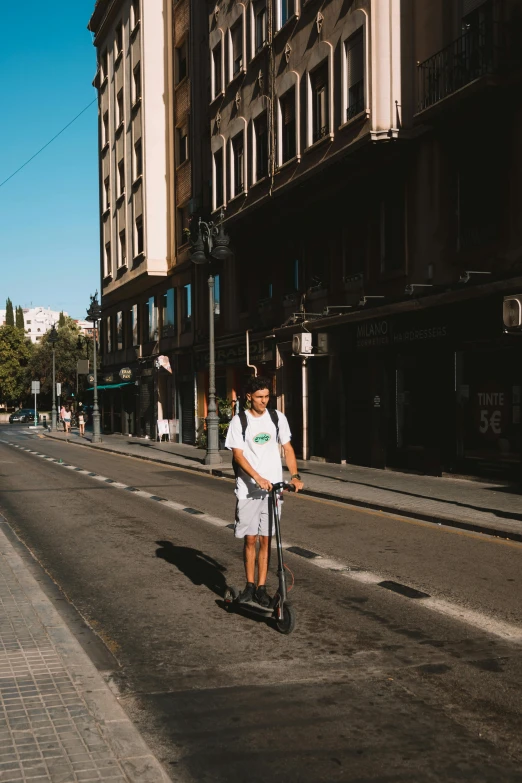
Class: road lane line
2,437,522,643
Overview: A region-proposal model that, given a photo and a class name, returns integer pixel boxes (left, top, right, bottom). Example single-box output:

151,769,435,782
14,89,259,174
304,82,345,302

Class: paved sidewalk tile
0,523,171,783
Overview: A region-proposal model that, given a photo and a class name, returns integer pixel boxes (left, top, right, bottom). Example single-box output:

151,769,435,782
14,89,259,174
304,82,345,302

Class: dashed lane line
2,438,522,645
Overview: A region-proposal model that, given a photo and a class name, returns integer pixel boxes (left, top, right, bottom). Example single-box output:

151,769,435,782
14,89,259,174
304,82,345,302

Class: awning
86,382,135,391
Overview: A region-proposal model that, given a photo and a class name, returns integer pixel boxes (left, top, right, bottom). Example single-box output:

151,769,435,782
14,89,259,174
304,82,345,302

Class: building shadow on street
155,540,227,597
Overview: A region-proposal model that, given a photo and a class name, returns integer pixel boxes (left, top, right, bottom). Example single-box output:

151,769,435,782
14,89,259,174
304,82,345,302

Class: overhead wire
0,97,97,190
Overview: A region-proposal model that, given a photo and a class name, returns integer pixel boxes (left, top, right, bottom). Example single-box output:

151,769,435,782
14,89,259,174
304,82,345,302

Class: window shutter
311,61,328,92
282,89,295,125
462,0,486,16
346,29,364,89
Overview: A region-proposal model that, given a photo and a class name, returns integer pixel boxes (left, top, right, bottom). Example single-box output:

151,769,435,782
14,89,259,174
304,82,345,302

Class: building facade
205,0,522,479
88,0,210,441
0,307,67,343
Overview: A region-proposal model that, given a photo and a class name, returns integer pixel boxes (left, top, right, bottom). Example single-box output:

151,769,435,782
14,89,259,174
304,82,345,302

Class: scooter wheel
224,586,238,611
276,604,296,635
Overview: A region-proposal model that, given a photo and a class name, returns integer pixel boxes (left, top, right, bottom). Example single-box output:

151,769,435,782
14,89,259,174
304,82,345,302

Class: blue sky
0,1,99,320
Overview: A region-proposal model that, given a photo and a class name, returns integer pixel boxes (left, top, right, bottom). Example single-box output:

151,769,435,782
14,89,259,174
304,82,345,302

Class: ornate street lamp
190,209,233,465
48,324,58,432
86,292,102,443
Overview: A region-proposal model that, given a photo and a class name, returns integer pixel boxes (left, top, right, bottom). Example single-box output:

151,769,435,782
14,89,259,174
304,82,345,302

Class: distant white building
0,307,68,344
74,319,95,338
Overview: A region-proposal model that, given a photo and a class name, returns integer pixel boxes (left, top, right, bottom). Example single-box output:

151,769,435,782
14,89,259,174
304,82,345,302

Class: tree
15,306,25,331
5,298,14,327
58,311,66,327
28,318,93,402
0,326,33,406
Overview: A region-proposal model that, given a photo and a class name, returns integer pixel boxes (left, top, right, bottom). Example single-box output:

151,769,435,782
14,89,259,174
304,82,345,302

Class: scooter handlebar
271,481,296,492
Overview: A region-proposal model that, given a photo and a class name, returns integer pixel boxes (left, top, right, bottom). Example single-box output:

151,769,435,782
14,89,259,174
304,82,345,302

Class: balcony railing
347,79,365,120
417,19,517,112
312,124,328,143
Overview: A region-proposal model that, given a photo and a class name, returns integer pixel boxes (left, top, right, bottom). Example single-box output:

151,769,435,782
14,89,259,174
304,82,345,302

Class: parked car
9,409,37,424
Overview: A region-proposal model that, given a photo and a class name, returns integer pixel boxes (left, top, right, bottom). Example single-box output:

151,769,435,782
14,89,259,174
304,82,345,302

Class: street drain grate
74,467,84,471
286,546,319,559
378,580,430,600
183,507,204,515
87,472,97,477
150,495,168,501
124,487,139,492
105,479,116,483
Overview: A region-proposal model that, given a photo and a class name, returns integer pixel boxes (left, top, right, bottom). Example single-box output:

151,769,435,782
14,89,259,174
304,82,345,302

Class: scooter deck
233,598,275,616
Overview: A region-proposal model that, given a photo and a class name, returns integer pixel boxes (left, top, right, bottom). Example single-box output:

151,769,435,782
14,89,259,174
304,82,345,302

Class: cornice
88,0,121,41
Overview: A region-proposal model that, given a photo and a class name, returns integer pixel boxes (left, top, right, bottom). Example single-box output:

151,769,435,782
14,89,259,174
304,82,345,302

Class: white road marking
2,437,521,644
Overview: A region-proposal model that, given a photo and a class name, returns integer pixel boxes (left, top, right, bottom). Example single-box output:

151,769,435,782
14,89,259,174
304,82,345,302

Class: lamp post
86,292,102,443
190,209,233,465
48,325,58,432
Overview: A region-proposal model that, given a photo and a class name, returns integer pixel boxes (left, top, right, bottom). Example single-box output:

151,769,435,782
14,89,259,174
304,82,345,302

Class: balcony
417,19,520,114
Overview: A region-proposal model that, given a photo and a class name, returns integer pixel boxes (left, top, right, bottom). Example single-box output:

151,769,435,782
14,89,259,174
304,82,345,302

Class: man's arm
232,449,272,491
283,442,304,492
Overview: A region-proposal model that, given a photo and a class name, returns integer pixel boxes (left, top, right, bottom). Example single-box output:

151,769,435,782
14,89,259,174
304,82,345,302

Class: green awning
86,382,135,391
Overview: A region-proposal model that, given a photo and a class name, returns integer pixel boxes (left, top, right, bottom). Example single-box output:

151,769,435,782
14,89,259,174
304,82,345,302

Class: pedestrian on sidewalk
78,409,85,436
63,405,71,434
60,404,66,432
225,376,304,607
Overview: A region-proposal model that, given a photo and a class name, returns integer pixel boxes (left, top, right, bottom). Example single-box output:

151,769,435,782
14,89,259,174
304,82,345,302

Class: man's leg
257,535,270,587
243,535,257,584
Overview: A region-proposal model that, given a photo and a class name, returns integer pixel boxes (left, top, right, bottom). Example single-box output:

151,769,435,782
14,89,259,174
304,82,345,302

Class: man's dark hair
245,375,271,396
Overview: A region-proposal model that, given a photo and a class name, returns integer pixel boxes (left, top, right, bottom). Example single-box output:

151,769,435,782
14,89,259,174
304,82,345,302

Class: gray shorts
234,495,282,539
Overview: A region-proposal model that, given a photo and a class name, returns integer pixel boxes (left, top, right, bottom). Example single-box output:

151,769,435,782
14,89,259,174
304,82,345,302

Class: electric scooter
224,481,296,634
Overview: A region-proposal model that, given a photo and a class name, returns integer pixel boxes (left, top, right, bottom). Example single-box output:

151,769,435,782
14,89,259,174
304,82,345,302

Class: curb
42,433,522,544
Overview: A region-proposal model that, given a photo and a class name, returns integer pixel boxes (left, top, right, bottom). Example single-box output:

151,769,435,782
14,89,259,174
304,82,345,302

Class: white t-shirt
225,409,292,499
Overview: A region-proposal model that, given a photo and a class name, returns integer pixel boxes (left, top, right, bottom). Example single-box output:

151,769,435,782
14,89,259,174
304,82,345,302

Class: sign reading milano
355,317,449,350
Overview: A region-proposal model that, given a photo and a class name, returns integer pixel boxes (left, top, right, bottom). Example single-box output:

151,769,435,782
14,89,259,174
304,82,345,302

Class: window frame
133,137,143,180
228,14,246,83
176,127,189,166
135,214,144,257
176,39,188,84
131,0,140,31
117,159,125,198
211,39,224,101
306,47,334,148
250,0,268,59
252,110,269,183
117,89,124,128
278,86,299,166
212,142,226,212
161,288,177,338
275,0,298,32
341,24,367,127
104,241,112,278
132,61,141,105
230,129,247,199
118,228,127,269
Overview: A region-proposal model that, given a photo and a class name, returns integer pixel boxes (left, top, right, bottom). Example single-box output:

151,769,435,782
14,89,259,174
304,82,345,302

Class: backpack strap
239,410,248,441
268,408,280,444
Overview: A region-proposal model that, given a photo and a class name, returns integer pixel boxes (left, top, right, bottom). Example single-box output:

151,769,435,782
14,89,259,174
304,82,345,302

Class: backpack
233,409,281,477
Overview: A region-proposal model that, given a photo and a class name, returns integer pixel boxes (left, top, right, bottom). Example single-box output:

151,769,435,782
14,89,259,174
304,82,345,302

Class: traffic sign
31,381,40,394
56,382,61,396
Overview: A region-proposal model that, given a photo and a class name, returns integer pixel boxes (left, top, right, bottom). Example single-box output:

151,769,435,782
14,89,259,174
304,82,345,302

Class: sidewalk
0,520,170,782
42,429,522,542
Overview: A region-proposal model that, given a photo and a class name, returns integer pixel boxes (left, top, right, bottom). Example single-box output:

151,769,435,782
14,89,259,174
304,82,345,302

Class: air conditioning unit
292,333,312,355
503,295,522,329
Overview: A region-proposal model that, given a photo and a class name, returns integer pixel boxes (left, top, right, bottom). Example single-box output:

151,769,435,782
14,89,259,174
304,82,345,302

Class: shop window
131,303,139,346
182,284,192,330
106,316,112,353
116,311,123,350
146,296,158,342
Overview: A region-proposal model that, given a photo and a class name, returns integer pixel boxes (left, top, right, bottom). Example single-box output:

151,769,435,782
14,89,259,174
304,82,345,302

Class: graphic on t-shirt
253,432,271,444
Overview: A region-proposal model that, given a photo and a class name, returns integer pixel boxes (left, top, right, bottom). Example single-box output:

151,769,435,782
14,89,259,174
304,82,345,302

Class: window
286,258,300,292
254,112,268,180
132,304,139,345
176,127,188,165
134,138,142,179
102,111,109,146
214,274,221,316
101,49,108,81
116,23,123,56
232,132,244,196
135,214,144,255
177,205,189,248
311,62,328,142
117,89,124,126
346,29,364,120
280,88,296,163
176,40,188,83
131,0,140,29
212,42,223,98
118,160,125,197
278,0,295,29
116,311,123,350
162,289,176,337
119,229,127,267
182,284,192,329
231,20,243,78
105,242,112,277
133,62,141,103
214,147,224,209
380,190,405,273
147,296,158,342
104,177,111,211
106,316,112,352
255,1,267,52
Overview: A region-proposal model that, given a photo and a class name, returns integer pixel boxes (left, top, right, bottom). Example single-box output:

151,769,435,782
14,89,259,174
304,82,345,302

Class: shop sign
87,374,95,386
355,317,449,349
103,373,115,384
197,339,273,369
119,367,134,381
475,390,507,439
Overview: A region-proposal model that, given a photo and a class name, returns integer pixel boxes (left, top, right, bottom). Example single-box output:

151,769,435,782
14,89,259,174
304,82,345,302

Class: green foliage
5,298,14,327
28,319,93,398
15,306,24,330
58,311,66,327
0,326,33,405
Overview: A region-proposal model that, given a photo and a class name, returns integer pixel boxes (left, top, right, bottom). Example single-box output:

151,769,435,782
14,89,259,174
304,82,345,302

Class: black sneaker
254,585,272,608
238,582,255,604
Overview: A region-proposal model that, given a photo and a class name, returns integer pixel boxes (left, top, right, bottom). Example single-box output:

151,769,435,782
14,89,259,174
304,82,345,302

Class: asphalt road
1,425,522,782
